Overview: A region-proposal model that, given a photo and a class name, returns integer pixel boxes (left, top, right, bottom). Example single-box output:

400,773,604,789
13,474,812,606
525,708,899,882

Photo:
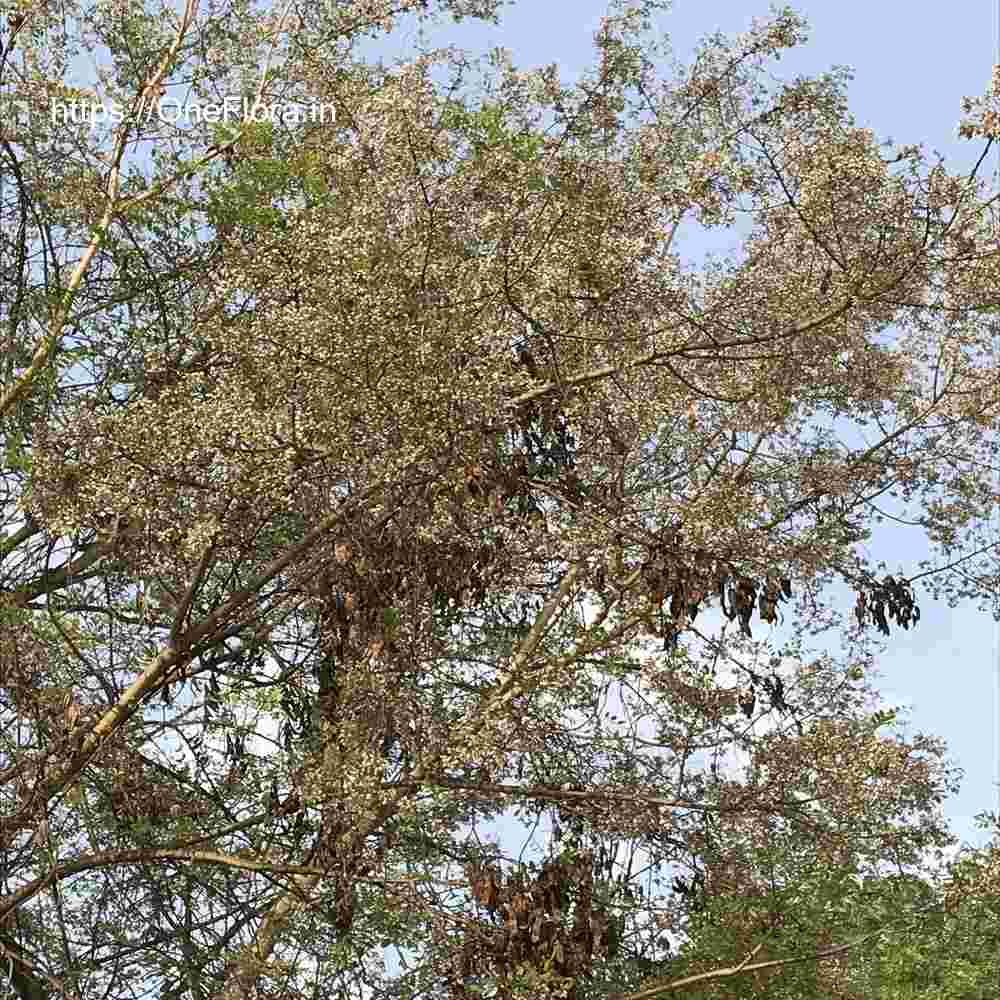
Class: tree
666,818,1000,1000
2,1,1000,998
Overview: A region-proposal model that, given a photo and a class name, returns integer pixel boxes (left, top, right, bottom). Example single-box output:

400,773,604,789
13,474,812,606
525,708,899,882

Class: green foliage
440,98,545,162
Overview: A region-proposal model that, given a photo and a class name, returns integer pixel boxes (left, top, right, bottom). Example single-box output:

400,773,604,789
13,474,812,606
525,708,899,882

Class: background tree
666,818,1000,1000
1,2,1000,999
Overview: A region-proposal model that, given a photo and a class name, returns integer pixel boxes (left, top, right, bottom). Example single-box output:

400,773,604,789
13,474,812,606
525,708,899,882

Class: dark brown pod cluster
452,852,620,999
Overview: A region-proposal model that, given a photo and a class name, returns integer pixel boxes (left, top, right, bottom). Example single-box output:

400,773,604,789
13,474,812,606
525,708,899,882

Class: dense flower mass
0,2,999,999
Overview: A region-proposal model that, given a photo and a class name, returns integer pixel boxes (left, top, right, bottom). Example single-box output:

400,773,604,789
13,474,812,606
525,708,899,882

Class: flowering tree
2,1,1000,998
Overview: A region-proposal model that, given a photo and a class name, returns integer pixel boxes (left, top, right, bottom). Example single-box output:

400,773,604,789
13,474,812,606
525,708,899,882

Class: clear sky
368,0,1000,848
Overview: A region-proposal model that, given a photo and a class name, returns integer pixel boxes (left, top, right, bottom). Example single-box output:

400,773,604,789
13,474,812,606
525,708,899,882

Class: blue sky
367,0,1000,848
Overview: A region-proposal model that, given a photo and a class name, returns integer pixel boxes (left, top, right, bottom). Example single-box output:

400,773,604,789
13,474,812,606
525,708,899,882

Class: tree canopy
1,1,1000,998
